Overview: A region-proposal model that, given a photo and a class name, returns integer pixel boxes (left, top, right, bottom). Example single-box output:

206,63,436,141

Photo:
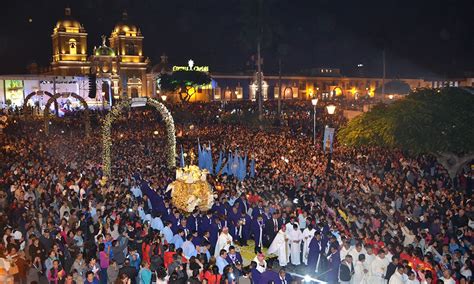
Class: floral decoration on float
166,151,215,213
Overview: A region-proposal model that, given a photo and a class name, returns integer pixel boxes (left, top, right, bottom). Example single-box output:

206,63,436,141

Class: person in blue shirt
139,261,152,284
162,221,174,244
84,271,100,284
150,213,164,231
216,249,229,274
182,234,198,259
172,229,185,249
199,240,212,262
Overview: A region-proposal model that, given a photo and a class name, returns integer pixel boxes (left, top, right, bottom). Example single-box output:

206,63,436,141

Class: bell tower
109,11,148,98
51,7,90,75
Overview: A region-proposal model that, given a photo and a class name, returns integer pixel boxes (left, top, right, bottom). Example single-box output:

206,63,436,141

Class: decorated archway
102,98,176,176
23,91,58,115
44,92,90,136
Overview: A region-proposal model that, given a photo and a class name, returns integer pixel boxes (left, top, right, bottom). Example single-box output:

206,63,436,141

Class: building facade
1,8,473,108
48,9,149,100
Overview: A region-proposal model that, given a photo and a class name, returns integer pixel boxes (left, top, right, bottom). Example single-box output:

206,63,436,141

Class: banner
323,127,335,153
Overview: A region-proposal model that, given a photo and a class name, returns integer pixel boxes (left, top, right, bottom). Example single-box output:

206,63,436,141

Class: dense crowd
0,101,472,284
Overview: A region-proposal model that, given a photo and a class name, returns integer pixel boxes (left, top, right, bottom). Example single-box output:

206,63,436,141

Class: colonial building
50,7,89,76
49,9,149,99
1,8,473,108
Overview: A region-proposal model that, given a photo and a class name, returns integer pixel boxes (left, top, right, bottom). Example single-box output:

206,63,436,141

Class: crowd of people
0,101,472,284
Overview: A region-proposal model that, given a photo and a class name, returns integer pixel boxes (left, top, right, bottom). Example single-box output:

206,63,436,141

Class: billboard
4,80,24,106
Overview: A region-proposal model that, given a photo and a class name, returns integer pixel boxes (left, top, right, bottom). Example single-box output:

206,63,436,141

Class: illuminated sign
5,80,24,106
172,59,209,72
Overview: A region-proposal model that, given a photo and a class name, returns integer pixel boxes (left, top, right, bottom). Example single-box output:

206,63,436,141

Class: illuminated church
50,8,150,98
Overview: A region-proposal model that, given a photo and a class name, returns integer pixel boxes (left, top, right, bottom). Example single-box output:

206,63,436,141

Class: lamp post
161,94,167,102
311,97,318,145
325,104,336,172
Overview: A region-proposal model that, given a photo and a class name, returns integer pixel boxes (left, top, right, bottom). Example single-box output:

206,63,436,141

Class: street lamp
326,104,336,115
325,104,336,172
311,98,318,145
161,95,167,102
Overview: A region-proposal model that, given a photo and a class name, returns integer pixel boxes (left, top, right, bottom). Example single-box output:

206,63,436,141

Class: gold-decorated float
166,150,215,213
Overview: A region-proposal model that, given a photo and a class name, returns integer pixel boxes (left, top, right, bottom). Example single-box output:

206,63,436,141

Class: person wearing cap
252,253,267,273
268,224,290,267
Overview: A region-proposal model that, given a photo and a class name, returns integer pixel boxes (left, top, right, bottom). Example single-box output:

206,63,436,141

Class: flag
221,155,229,175
215,151,223,173
242,153,248,179
180,145,185,168
231,153,239,177
323,127,335,153
201,145,208,170
250,158,255,178
198,139,203,168
207,147,214,175
227,153,233,176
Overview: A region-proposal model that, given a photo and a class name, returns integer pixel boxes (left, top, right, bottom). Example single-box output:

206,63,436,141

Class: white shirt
340,245,353,260
440,277,456,284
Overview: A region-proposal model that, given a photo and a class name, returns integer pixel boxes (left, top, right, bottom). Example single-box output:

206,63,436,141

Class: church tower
51,7,90,75
109,11,148,98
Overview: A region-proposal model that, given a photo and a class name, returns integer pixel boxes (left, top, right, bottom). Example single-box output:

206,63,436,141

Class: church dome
94,36,116,56
54,8,85,33
112,11,141,36
95,46,115,56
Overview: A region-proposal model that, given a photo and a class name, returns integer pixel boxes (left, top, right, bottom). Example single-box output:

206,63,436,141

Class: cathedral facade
50,8,150,99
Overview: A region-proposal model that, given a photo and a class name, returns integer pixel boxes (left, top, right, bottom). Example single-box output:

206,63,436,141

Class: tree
159,71,211,103
338,87,474,179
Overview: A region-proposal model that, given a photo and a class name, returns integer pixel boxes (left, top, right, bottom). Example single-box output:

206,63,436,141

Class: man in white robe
287,223,303,265
302,224,315,265
348,243,367,266
368,250,388,284
268,225,290,267
214,227,233,257
388,265,405,284
351,254,368,284
340,239,353,260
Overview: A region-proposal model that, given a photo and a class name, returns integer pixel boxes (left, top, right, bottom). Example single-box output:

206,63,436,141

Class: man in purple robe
259,262,280,284
251,215,265,253
325,245,341,284
307,231,326,275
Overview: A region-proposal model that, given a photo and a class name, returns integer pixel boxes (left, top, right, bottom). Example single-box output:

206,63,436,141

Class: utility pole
257,41,263,121
381,49,386,98
257,0,263,121
278,57,282,122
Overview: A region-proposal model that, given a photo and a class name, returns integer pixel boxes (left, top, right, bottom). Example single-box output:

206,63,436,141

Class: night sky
0,0,473,78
